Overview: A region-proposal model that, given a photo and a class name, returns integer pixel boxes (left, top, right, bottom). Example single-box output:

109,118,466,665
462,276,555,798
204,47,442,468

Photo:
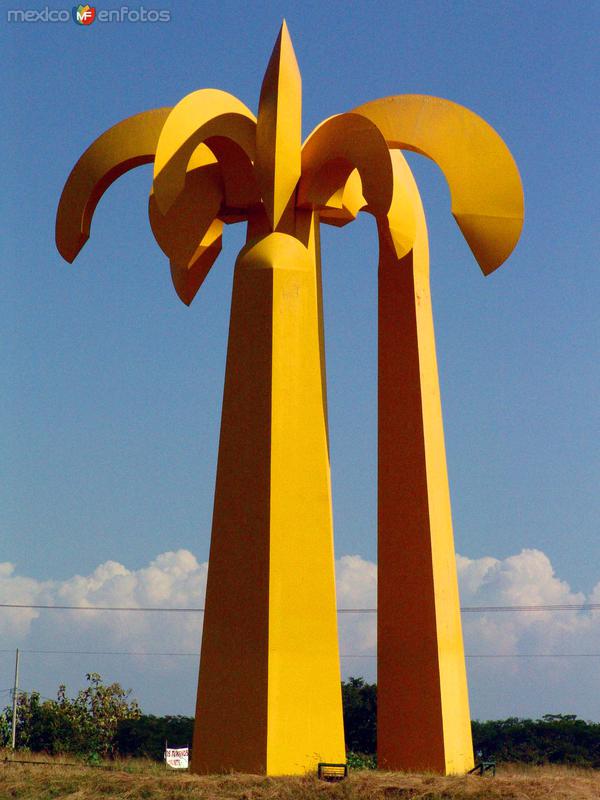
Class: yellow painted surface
261,233,345,774
148,162,223,267
167,218,223,306
300,113,393,218
56,108,171,262
56,20,523,778
152,88,257,214
192,229,273,773
256,20,302,231
353,94,524,274
411,173,474,774
192,231,344,775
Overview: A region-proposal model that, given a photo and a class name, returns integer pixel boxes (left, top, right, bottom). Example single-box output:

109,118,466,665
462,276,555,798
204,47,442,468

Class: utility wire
2,602,600,613
460,603,600,613
0,649,199,657
2,648,600,659
341,653,600,659
0,603,204,612
466,654,600,658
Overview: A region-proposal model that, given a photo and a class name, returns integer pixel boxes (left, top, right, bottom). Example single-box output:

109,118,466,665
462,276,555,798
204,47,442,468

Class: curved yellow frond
353,95,524,274
149,158,223,265
318,167,366,228
56,108,171,263
300,114,416,257
169,219,223,306
299,113,393,218
379,150,418,260
149,155,224,306
153,89,258,215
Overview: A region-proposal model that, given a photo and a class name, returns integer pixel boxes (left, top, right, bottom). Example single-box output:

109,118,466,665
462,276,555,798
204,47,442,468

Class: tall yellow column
193,227,345,775
377,206,473,773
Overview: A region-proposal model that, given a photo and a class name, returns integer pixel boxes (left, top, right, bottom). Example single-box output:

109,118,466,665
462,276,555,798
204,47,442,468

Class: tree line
2,674,600,767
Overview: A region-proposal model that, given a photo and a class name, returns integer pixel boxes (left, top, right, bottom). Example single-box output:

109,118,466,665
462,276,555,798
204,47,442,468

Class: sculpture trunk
377,219,474,774
192,225,345,775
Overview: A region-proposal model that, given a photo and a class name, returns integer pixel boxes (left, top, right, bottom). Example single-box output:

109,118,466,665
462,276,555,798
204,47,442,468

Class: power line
338,609,376,614
1,602,600,613
339,605,600,613
341,654,600,659
0,603,202,612
460,603,600,613
342,654,600,659
466,654,600,658
2,648,600,659
0,649,199,657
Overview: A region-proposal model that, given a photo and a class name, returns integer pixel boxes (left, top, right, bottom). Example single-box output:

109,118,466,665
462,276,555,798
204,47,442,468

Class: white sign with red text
165,747,189,769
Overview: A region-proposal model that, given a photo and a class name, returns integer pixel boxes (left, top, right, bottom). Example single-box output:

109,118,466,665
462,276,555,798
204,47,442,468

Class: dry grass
1,753,599,800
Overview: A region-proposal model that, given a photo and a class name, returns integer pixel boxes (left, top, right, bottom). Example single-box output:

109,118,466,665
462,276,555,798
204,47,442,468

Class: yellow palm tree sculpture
56,22,523,776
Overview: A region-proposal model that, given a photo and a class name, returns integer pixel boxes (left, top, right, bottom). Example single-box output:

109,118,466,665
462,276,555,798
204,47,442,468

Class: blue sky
1,1,599,720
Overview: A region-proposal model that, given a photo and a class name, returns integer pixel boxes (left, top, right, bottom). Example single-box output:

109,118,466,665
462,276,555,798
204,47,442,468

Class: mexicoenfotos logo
7,6,171,23
72,5,95,24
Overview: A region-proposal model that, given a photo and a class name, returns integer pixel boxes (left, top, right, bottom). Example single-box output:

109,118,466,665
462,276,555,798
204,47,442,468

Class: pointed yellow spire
255,20,302,230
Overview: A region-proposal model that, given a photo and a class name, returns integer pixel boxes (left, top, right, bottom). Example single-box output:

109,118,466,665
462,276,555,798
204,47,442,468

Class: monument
56,22,523,776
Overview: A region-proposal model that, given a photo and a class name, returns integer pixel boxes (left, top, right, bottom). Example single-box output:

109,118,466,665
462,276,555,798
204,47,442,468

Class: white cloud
457,548,589,656
457,548,585,607
337,549,600,719
1,547,599,719
0,562,53,638
336,555,377,666
457,549,600,719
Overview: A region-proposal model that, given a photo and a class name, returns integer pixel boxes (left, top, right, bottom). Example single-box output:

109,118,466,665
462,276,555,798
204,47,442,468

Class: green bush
1,673,140,757
472,714,600,767
342,677,377,755
346,751,377,770
5,672,600,768
116,715,194,761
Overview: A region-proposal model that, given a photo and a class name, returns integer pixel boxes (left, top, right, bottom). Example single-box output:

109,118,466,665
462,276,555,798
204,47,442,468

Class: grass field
1,752,599,800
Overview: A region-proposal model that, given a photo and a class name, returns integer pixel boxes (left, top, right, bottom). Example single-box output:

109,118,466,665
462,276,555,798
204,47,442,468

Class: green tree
342,677,377,756
0,690,76,753
1,673,141,757
472,715,600,767
117,715,194,760
55,672,141,756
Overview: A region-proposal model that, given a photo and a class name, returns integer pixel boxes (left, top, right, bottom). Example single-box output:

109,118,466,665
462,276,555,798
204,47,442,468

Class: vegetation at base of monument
342,676,378,758
117,715,194,761
118,680,379,766
342,678,600,769
1,759,599,800
3,673,600,769
0,673,140,758
473,715,600,767
346,751,377,770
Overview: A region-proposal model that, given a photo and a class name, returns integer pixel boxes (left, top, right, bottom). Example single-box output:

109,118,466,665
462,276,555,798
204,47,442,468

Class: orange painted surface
377,211,473,773
378,232,446,772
